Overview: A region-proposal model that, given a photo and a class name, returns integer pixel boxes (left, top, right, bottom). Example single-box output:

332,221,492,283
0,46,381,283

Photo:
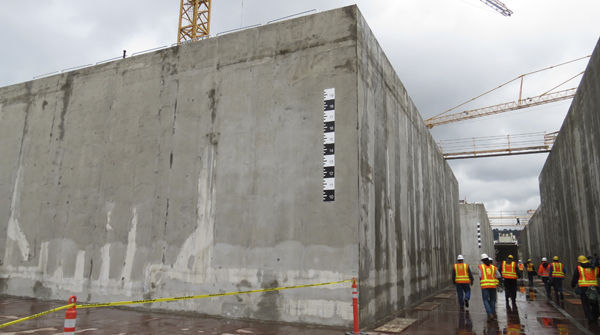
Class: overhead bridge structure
439,131,558,160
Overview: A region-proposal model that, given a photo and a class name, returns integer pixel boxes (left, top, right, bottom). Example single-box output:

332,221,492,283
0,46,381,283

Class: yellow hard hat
553,256,559,261
527,259,532,262
578,255,589,263
508,255,514,259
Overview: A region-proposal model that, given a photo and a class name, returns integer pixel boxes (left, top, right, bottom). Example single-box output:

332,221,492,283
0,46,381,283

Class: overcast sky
1,0,599,218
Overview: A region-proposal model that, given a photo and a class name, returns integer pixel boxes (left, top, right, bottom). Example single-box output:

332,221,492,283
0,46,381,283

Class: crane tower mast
178,0,212,43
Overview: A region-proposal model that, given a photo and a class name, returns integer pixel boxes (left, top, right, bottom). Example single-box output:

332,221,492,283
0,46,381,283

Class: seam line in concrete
533,287,594,335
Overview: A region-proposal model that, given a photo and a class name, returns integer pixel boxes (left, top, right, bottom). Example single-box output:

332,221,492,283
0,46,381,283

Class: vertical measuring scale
323,88,335,202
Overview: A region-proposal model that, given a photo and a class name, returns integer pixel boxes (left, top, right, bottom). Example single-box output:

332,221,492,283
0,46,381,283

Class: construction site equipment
178,0,212,43
425,56,591,129
63,296,77,335
479,0,513,16
438,131,558,159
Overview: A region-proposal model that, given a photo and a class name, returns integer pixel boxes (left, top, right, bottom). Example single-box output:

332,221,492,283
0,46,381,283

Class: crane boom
178,0,212,43
425,88,576,128
479,0,513,16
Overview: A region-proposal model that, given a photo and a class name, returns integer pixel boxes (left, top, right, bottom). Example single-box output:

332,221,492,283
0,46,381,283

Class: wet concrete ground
368,280,599,335
1,280,598,334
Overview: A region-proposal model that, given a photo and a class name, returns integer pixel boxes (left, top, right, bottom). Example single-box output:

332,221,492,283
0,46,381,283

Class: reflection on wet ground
1,281,598,334
369,281,598,335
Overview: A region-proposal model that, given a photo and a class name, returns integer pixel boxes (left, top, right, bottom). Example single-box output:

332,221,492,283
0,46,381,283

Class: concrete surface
458,204,494,269
2,280,598,334
0,5,459,328
520,36,600,275
355,7,460,327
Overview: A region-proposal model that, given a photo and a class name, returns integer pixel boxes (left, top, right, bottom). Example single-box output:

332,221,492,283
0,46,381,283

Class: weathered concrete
355,11,460,326
459,203,494,268
521,36,600,275
3,284,599,334
0,5,459,327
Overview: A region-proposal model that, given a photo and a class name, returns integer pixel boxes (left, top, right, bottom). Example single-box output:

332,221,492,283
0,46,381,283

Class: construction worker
526,259,536,287
571,255,600,324
452,255,474,308
517,260,524,280
479,253,502,321
538,257,552,297
500,255,518,304
551,256,567,300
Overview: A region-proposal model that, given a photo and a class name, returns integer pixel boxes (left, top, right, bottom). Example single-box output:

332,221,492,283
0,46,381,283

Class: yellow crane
178,0,212,43
424,55,591,129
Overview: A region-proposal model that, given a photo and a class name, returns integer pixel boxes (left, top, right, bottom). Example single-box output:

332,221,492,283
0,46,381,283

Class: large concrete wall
459,204,494,268
0,6,460,327
355,13,460,325
520,37,600,278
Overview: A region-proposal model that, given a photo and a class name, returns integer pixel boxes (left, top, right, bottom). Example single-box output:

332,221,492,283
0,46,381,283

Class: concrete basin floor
368,281,598,335
1,282,598,334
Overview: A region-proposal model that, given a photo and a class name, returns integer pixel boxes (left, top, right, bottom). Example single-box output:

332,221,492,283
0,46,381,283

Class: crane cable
429,55,591,119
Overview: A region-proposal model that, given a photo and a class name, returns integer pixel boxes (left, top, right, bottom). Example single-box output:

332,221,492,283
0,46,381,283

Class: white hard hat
518,260,522,263
542,257,548,262
457,255,464,260
481,253,489,259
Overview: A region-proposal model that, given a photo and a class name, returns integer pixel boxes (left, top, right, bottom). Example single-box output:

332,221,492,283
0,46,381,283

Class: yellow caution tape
0,303,75,329
0,279,353,329
77,279,353,309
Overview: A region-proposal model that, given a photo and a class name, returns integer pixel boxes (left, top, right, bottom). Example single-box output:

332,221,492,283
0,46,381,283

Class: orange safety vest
454,263,470,284
551,262,565,278
538,263,551,277
577,265,599,287
502,261,518,279
518,263,524,271
527,263,534,272
479,264,498,289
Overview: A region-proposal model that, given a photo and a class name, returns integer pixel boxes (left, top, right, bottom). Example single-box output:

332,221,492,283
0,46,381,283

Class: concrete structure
459,204,494,269
0,6,460,327
521,36,600,278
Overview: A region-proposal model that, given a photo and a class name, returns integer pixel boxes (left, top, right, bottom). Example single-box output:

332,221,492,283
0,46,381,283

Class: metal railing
32,9,321,81
267,9,318,24
61,64,92,73
32,71,59,80
216,24,262,36
96,56,123,65
131,46,168,57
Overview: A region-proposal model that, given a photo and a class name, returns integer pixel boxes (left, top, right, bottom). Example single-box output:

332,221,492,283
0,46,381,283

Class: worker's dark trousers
541,277,552,296
552,278,564,299
504,279,517,302
580,287,600,322
528,272,535,287
455,283,471,307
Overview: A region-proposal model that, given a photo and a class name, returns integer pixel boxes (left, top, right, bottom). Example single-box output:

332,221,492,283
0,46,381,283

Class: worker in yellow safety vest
452,255,474,309
551,256,567,300
526,259,536,287
479,253,502,321
538,257,552,297
500,255,518,305
571,255,600,324
518,260,524,280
